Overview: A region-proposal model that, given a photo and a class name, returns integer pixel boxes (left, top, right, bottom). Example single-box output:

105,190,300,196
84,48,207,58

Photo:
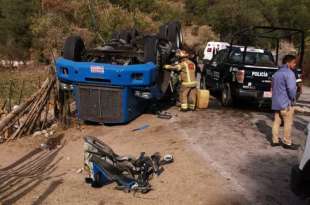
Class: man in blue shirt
271,55,299,150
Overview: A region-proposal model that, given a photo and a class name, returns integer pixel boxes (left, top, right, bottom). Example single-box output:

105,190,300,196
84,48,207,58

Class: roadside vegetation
0,68,47,109
0,0,309,81
0,0,309,62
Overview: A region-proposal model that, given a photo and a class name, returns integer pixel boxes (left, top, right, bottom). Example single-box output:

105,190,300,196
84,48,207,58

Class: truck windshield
230,51,275,67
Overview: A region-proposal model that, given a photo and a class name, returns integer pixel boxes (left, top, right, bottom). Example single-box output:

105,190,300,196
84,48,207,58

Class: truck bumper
236,89,261,98
235,88,271,101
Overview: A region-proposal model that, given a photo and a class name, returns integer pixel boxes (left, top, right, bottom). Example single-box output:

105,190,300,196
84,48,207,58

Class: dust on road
0,88,309,205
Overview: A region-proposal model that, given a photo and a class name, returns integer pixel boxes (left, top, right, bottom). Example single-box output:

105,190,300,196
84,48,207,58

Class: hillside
0,0,309,67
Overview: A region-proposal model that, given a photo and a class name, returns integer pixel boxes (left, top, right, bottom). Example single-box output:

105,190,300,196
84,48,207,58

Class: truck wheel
157,39,173,65
63,36,85,61
157,70,171,96
144,36,159,64
159,24,169,40
221,83,233,106
167,21,182,49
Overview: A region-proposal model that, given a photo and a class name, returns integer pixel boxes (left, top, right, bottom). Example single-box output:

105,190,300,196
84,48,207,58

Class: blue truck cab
56,58,159,123
55,22,183,124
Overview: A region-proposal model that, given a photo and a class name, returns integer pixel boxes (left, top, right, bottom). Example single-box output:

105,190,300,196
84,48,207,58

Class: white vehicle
203,41,230,61
291,123,310,197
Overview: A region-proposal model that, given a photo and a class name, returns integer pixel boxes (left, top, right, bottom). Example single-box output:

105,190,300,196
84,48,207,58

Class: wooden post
1,99,7,111
8,80,13,112
38,76,41,89
18,80,25,105
0,79,49,133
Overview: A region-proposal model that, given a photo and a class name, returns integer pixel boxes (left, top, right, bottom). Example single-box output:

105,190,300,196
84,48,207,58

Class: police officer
164,50,197,111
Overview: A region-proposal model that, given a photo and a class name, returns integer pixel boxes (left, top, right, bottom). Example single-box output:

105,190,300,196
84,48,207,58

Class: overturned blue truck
56,22,183,124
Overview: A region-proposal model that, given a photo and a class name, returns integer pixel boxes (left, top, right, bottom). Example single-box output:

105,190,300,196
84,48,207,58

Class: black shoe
180,108,188,112
282,143,300,150
271,142,281,147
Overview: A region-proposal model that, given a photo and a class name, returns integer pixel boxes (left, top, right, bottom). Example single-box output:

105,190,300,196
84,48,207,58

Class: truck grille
77,85,123,122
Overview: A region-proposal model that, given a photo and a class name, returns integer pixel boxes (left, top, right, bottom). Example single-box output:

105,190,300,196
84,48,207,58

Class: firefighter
164,50,197,111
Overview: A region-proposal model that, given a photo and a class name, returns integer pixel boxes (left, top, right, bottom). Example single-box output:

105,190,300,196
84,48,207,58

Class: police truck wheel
221,84,233,106
63,36,85,61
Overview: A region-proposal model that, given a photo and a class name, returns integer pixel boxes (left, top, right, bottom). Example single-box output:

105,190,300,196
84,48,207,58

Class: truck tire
159,24,169,40
167,21,182,49
157,70,171,95
221,83,233,106
158,39,173,65
63,36,85,61
144,36,171,96
144,36,159,64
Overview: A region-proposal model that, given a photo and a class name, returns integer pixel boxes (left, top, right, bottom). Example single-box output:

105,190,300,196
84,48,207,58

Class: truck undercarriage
56,22,183,123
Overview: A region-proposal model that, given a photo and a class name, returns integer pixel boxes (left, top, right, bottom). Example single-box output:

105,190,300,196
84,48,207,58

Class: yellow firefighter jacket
164,59,197,87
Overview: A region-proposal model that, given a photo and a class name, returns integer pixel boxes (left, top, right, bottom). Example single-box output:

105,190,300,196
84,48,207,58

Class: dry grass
0,66,48,109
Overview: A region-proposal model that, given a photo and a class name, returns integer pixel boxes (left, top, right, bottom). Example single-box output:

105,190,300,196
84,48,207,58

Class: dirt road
0,88,309,205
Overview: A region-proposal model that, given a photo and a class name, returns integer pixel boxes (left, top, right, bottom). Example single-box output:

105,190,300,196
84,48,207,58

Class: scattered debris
40,143,49,149
12,105,19,111
132,124,150,132
32,131,42,137
51,123,58,130
157,111,173,120
84,136,173,193
163,154,174,164
76,168,83,174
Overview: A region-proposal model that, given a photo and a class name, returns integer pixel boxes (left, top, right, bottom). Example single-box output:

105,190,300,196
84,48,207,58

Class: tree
0,0,39,60
184,0,209,23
